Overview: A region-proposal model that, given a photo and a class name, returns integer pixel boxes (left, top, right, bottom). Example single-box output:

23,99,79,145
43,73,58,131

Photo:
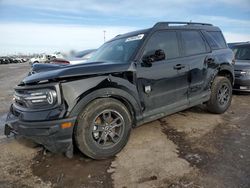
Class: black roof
152,22,220,31
110,21,221,42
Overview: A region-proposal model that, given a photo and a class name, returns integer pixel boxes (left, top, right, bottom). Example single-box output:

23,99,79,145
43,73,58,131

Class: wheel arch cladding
217,64,235,84
61,76,107,112
208,63,234,87
68,87,142,125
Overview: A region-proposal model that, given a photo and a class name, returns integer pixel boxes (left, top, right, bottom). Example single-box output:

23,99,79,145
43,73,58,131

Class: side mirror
155,49,165,61
142,49,166,66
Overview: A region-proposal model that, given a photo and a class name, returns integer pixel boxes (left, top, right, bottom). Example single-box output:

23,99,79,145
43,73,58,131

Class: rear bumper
5,110,77,153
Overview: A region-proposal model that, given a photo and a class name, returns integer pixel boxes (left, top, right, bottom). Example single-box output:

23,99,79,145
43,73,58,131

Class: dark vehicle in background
51,49,96,65
230,42,250,92
0,56,27,65
10,57,22,63
5,22,234,159
0,57,14,64
0,57,10,64
228,42,249,48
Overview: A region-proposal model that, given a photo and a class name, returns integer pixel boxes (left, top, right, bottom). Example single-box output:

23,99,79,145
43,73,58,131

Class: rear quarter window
204,31,227,50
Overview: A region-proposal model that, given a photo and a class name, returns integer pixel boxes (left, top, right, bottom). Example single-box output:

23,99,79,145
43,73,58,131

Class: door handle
173,64,185,70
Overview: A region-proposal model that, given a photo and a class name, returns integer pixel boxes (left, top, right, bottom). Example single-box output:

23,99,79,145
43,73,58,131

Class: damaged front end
5,61,134,157
5,81,77,157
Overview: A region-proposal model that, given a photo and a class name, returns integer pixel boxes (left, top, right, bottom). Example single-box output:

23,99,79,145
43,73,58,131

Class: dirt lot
0,63,249,188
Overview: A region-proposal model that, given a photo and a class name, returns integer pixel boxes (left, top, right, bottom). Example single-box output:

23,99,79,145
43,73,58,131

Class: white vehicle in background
50,49,96,65
29,54,52,64
50,52,65,59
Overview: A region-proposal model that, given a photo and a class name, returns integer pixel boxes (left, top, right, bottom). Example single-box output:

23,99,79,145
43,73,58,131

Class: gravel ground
0,63,249,188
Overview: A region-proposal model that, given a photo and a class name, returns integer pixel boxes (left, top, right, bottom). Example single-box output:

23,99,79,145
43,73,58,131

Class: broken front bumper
5,107,77,153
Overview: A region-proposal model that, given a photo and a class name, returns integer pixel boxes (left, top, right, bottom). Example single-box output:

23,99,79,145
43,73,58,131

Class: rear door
179,30,211,103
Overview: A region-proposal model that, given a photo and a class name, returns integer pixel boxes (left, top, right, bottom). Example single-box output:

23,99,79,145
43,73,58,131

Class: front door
136,30,189,116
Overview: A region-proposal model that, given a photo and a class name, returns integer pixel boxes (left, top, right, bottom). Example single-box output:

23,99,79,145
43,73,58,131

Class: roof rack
153,22,213,28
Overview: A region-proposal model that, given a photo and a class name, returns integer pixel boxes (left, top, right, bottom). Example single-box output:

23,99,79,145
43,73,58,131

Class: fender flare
208,63,234,88
217,63,235,84
68,87,143,122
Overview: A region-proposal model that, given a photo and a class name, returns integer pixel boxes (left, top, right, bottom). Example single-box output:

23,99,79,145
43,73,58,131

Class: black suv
230,42,250,92
5,22,234,159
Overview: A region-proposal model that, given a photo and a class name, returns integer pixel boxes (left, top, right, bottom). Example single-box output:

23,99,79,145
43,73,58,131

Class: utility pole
103,30,106,43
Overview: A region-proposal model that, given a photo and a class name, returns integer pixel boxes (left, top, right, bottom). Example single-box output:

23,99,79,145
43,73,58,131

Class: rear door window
180,31,207,56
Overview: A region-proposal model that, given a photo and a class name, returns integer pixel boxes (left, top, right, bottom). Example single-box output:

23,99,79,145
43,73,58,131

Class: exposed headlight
14,88,58,108
25,90,56,104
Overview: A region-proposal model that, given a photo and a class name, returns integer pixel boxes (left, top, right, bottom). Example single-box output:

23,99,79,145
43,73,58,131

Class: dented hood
32,63,67,73
22,61,131,84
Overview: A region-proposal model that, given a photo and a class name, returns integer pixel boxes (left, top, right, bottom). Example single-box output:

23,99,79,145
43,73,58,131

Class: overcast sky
0,0,249,55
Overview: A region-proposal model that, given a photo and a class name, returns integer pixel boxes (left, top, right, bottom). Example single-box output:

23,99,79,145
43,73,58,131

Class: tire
206,76,232,114
74,98,132,159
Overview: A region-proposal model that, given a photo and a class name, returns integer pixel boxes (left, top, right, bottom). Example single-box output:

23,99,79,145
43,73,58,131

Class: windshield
233,45,250,60
88,34,144,63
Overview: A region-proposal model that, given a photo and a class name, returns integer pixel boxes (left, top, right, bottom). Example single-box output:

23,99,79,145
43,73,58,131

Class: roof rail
153,22,213,28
